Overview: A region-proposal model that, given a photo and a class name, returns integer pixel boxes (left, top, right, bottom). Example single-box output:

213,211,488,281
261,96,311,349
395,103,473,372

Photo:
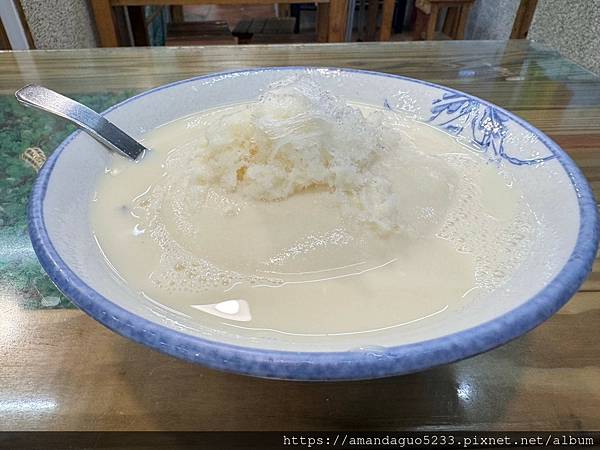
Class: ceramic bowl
28,68,599,380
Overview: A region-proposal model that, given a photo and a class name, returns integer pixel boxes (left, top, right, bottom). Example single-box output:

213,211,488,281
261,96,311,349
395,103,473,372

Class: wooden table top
1,40,599,431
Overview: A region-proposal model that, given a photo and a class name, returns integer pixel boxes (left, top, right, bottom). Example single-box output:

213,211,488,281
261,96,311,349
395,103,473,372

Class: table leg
425,3,438,40
317,3,330,42
328,0,348,42
378,0,395,41
90,0,119,47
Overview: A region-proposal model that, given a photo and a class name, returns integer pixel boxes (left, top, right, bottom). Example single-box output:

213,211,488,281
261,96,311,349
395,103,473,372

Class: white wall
528,0,600,75
19,0,98,49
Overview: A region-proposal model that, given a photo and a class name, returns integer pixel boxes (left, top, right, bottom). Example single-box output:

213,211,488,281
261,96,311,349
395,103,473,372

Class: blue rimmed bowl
28,67,599,381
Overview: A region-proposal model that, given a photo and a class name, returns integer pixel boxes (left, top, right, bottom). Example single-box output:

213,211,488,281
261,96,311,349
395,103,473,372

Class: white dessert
90,77,536,336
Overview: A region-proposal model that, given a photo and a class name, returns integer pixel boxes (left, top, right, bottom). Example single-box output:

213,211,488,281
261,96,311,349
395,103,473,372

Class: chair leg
379,0,395,40
327,0,348,42
442,6,458,38
455,3,471,39
425,4,438,40
366,0,378,41
317,3,330,42
290,4,301,33
170,5,184,22
278,4,291,17
413,8,424,40
90,0,119,47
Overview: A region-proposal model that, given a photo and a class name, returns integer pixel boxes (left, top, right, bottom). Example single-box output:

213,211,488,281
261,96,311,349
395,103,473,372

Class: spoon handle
15,84,147,160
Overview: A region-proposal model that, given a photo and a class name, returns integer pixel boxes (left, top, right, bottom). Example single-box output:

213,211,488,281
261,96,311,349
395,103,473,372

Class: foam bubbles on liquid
436,153,536,293
131,175,282,294
134,113,537,298
265,228,354,266
121,78,540,303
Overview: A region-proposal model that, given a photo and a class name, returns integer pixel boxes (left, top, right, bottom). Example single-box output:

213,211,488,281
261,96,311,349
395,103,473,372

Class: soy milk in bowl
29,68,598,380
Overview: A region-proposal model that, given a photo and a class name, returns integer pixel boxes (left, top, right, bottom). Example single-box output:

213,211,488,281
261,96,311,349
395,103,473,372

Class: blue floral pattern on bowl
428,92,556,166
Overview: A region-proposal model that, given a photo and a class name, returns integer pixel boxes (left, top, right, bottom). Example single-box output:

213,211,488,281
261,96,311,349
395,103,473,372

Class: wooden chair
413,0,474,40
364,0,396,41
90,0,349,45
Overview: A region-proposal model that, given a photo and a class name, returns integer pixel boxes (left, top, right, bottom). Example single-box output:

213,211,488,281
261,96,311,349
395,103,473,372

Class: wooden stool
413,0,474,41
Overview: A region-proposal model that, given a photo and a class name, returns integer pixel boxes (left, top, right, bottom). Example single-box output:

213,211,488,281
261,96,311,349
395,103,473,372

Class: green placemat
0,92,133,310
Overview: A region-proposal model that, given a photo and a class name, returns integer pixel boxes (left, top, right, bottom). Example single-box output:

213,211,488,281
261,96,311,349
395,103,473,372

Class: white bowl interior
42,68,579,352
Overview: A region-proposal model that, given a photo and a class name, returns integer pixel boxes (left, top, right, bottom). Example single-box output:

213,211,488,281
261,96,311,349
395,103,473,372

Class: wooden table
1,40,599,431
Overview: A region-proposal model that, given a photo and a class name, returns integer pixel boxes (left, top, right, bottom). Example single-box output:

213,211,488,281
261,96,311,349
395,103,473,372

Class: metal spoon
15,85,147,160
